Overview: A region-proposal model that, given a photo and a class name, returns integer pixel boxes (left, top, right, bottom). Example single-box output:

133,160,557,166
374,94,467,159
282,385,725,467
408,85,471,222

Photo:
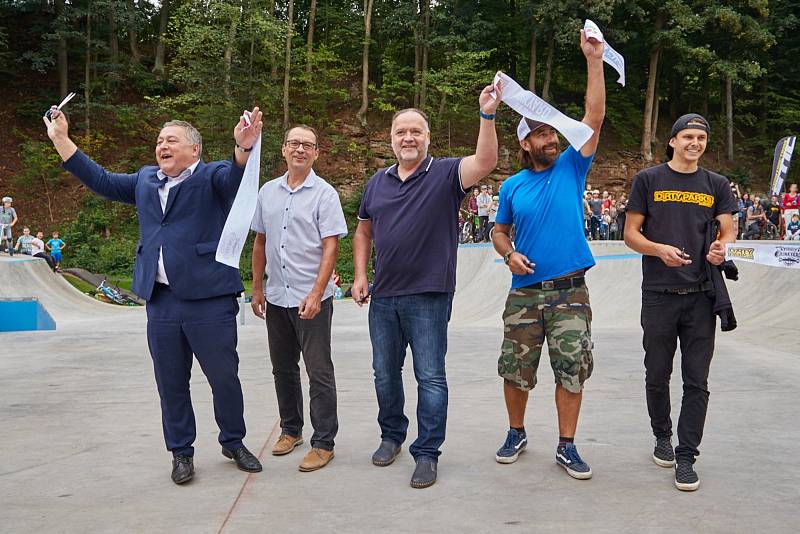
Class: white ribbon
491,71,594,150
725,242,800,269
216,126,261,268
584,20,625,86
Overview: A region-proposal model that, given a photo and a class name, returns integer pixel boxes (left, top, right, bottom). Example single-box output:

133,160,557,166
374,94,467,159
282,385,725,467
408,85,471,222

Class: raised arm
580,30,606,157
44,110,138,204
460,84,502,190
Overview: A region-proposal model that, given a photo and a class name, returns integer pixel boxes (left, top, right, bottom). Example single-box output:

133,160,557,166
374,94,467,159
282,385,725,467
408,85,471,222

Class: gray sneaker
372,440,401,467
674,460,700,491
653,436,676,467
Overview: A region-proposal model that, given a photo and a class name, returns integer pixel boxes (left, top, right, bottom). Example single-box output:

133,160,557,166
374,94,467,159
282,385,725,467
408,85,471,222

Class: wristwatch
503,249,515,265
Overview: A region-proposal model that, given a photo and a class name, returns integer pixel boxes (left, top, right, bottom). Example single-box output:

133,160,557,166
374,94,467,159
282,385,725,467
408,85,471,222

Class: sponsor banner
725,242,800,269
769,136,795,195
216,131,261,268
583,20,626,86
491,71,594,150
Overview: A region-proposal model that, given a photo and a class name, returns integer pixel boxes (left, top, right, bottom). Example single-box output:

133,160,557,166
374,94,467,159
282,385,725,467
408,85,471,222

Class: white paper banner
584,20,625,86
725,242,800,269
216,133,261,268
491,71,594,150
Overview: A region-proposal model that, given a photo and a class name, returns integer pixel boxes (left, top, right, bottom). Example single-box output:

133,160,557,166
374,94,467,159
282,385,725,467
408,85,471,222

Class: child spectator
787,214,800,241
46,231,66,271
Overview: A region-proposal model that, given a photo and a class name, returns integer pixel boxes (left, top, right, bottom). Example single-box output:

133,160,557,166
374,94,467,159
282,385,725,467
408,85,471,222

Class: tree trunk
418,0,430,110
108,9,119,64
356,0,374,127
306,0,317,73
541,35,555,101
283,0,294,129
126,0,140,63
413,5,421,108
651,68,659,144
55,0,68,96
85,0,92,137
153,0,169,75
701,74,709,117
640,46,660,161
223,8,239,99
528,31,536,92
726,73,734,161
269,1,278,80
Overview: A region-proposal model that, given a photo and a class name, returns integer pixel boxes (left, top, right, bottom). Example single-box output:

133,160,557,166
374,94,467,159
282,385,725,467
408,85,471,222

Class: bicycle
95,278,139,306
459,209,480,243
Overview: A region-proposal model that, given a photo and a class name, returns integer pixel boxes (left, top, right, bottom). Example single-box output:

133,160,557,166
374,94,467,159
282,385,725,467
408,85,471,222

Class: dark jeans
641,290,716,462
34,252,55,270
590,215,602,240
266,298,337,450
146,284,246,457
478,215,489,242
368,292,453,460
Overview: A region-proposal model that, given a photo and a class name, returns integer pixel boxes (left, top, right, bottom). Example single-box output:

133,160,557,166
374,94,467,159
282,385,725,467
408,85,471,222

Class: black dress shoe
410,458,437,489
372,440,402,467
222,445,263,472
171,455,194,485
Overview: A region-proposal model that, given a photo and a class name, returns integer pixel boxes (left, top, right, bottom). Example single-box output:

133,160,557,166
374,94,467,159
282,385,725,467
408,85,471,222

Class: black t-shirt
767,202,782,225
588,199,603,216
627,163,738,290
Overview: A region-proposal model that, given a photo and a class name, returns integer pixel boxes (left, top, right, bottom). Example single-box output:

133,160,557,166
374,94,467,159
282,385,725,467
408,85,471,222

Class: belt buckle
541,280,555,291
676,288,689,295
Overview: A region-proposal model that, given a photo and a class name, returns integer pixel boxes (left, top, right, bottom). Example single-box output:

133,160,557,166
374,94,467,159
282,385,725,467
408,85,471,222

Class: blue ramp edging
0,299,57,332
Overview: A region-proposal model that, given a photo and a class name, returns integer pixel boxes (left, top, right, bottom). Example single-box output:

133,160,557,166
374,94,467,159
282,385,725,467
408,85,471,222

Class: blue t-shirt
47,238,65,252
496,146,596,289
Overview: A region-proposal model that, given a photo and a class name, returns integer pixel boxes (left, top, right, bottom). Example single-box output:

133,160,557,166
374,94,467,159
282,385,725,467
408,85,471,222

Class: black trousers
266,298,338,450
641,290,716,462
478,216,489,241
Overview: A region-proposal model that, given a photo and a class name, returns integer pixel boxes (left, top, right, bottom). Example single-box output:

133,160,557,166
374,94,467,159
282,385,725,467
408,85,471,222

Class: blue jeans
368,292,453,460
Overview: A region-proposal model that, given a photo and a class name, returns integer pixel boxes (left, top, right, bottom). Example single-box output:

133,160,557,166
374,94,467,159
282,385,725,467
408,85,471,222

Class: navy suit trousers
146,283,246,457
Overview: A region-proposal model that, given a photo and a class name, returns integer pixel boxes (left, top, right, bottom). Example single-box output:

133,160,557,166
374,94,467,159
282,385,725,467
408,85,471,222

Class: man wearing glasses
251,125,347,472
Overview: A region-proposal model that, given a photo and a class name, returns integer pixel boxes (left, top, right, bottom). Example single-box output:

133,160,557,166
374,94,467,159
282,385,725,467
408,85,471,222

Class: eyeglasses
285,140,317,151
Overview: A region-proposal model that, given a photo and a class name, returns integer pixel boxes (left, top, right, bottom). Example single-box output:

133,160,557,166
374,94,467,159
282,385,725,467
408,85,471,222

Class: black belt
523,276,585,291
652,282,712,295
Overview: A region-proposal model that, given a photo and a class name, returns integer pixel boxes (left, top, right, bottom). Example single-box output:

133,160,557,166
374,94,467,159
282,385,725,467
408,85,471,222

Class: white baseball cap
2,196,11,203
517,117,550,141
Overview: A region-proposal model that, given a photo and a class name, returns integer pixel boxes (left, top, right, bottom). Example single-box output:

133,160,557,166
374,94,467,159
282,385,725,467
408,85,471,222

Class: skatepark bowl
1,243,797,533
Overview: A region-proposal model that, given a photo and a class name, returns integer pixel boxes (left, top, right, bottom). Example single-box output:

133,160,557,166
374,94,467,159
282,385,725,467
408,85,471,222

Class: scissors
44,92,76,119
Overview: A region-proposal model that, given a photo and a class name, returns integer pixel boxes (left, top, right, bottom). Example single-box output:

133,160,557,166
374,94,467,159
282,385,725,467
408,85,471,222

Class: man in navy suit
44,106,264,485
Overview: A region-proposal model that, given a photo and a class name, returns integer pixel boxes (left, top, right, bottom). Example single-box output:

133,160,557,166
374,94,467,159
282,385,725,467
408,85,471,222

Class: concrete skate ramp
452,241,798,334
0,255,133,323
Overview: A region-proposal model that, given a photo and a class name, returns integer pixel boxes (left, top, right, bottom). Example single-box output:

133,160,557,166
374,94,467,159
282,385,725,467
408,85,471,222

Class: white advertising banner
725,242,800,269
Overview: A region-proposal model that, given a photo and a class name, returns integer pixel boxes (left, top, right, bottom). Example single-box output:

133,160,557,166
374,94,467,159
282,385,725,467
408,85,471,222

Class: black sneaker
652,436,675,467
674,460,699,491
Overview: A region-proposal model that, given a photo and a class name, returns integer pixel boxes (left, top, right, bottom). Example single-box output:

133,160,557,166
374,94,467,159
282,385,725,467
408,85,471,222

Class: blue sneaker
495,429,527,464
555,442,592,479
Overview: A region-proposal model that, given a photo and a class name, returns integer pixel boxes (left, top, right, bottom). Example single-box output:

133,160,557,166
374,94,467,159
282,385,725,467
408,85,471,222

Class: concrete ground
0,245,798,533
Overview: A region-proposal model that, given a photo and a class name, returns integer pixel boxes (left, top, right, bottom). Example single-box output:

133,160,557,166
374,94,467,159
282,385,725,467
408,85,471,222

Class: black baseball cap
666,113,710,159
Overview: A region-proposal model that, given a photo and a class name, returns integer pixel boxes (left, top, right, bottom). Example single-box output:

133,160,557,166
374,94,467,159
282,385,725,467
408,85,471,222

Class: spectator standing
468,187,480,241
767,194,783,238
488,193,499,240
744,197,766,239
600,208,611,240
477,184,492,242
588,190,603,240
616,194,627,241
46,231,66,271
738,192,753,238
1,196,18,256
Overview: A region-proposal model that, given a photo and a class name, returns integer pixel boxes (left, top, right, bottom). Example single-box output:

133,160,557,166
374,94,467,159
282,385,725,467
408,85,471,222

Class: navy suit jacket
63,150,246,301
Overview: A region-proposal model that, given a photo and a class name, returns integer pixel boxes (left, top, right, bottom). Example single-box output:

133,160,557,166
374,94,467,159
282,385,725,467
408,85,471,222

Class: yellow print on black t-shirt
653,190,715,208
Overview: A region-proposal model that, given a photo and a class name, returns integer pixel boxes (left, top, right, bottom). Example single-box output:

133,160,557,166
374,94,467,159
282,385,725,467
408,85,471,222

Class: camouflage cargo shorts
498,285,594,393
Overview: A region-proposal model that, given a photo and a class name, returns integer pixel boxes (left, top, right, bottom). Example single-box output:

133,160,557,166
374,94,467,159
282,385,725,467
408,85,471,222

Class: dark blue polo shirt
358,155,465,298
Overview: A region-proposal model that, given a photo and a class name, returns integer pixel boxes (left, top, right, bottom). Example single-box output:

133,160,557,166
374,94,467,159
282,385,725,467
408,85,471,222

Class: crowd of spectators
734,182,799,240
0,196,64,270
583,186,627,241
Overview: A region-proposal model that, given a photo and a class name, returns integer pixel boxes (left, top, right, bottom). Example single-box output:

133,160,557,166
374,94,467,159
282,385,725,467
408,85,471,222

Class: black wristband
236,143,253,152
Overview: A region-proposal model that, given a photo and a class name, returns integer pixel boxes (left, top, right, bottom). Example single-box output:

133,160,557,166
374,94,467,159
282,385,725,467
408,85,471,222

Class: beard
529,141,560,167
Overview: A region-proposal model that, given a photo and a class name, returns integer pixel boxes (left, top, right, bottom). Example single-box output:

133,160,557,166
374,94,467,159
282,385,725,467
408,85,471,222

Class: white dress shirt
155,160,200,284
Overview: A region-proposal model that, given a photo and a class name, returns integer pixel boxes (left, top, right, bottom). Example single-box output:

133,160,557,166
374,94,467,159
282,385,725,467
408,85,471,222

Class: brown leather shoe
272,434,303,456
298,448,334,472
